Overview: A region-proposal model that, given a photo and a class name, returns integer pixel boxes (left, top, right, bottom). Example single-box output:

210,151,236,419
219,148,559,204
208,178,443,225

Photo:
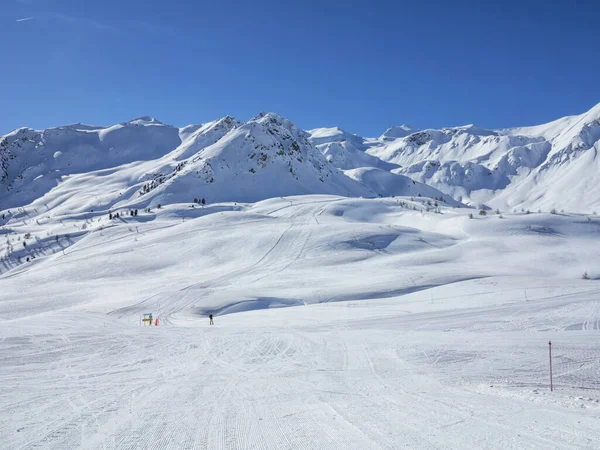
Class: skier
209,314,214,325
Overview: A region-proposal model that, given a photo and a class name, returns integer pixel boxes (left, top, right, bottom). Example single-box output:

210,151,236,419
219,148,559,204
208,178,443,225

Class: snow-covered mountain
2,103,599,216
379,124,418,141
0,113,456,219
367,103,600,212
307,127,398,171
0,117,182,211
137,112,375,204
344,167,460,206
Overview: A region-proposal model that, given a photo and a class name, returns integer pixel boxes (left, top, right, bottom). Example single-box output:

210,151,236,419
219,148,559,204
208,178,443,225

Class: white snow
379,124,417,140
1,107,600,449
344,167,460,206
365,103,600,212
1,194,599,449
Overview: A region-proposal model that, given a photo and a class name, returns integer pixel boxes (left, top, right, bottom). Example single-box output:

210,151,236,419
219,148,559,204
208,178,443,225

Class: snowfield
1,195,599,449
2,105,600,449
310,103,600,212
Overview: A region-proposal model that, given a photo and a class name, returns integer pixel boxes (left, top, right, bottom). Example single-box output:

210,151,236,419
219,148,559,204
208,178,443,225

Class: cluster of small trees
109,209,139,220
423,199,440,208
140,176,166,195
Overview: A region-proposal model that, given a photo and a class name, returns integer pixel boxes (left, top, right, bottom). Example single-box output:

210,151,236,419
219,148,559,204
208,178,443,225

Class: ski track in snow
1,196,599,449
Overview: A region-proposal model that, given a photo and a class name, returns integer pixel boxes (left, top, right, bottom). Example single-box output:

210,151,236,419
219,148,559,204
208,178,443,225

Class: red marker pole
549,341,553,392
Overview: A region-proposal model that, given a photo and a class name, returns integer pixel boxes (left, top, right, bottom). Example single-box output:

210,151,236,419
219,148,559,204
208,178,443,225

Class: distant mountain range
2,103,599,218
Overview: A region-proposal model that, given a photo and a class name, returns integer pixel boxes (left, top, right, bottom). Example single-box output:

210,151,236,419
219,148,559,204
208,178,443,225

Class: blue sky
2,0,599,136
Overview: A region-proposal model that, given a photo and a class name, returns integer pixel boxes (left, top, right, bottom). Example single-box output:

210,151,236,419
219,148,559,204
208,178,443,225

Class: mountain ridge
2,103,600,214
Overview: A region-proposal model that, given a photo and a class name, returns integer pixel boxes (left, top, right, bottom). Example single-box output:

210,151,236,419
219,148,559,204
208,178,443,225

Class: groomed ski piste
1,195,599,449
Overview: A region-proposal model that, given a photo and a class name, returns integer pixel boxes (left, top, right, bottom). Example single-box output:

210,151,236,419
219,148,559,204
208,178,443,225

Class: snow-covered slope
0,114,382,221
0,117,181,211
344,167,461,206
367,103,600,212
308,126,367,149
308,127,399,171
379,124,418,140
141,113,374,204
2,103,599,221
314,140,399,171
1,195,599,448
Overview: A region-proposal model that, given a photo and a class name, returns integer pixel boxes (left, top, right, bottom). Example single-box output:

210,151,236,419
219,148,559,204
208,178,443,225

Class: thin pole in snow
549,340,553,392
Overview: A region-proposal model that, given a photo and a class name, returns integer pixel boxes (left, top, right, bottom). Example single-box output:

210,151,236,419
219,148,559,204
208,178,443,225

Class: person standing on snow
209,314,214,325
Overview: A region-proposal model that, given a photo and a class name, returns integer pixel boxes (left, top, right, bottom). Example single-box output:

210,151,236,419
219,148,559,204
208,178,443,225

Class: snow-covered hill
1,113,458,222
142,113,374,204
1,194,599,448
366,103,600,212
0,117,182,211
379,124,418,140
344,167,460,206
308,127,399,171
3,104,600,217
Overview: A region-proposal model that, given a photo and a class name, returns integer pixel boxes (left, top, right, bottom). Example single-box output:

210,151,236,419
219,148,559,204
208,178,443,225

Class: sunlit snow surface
1,196,599,449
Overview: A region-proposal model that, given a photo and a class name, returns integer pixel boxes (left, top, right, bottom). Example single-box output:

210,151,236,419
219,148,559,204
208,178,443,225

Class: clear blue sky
2,0,599,136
